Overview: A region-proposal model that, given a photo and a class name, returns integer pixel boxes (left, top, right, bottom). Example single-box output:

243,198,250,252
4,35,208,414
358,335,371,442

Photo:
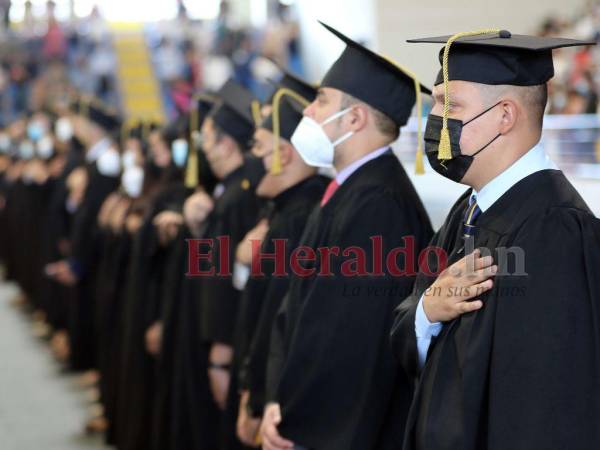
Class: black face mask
424,101,502,183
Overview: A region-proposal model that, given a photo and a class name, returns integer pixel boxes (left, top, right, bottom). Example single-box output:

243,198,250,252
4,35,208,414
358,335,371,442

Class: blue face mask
172,139,189,168
27,122,44,142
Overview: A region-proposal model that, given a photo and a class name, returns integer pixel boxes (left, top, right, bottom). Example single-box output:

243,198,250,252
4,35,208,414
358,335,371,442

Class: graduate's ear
498,99,519,135
346,104,369,132
278,139,294,168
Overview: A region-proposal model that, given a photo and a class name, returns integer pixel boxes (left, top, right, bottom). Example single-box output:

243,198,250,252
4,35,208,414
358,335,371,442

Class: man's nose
303,100,317,119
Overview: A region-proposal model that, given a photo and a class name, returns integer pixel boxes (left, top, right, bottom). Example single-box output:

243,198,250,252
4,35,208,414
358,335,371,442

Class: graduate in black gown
390,30,600,450
0,131,10,265
113,122,189,450
150,95,218,450
39,111,85,339
261,23,433,450
89,121,148,437
233,82,330,447
46,100,122,371
155,79,263,450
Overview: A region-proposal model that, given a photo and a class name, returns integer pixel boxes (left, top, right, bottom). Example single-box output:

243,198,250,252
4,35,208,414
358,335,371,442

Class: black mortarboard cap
319,21,431,127
266,69,317,104
208,79,258,149
408,30,595,86
86,102,122,132
408,29,595,161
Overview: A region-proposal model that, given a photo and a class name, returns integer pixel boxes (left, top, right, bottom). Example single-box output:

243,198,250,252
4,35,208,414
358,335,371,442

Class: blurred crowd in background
0,1,598,449
0,0,599,126
541,2,600,114
0,0,303,124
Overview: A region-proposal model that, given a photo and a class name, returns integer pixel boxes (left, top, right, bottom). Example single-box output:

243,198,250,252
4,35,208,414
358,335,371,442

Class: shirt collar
335,146,389,185
474,141,559,212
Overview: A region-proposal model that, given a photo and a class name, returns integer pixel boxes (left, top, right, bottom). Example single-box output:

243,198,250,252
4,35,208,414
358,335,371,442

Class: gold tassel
251,100,263,127
184,93,217,189
270,87,311,175
438,127,452,160
382,55,427,175
438,28,500,160
415,143,425,174
184,148,198,189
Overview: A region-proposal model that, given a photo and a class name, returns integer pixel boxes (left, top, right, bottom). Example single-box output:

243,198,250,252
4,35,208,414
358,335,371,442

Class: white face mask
291,107,355,168
121,149,137,170
19,140,35,160
55,117,74,142
121,165,144,198
0,133,11,154
37,135,54,160
171,138,189,168
96,147,121,177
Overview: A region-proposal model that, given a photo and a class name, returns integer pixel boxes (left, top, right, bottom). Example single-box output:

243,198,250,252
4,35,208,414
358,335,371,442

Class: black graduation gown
151,227,210,450
114,182,188,450
93,226,133,446
67,163,119,371
0,167,7,264
268,152,433,450
39,150,85,329
1,173,20,282
390,169,600,450
166,247,220,450
17,178,53,305
196,162,264,450
237,175,329,419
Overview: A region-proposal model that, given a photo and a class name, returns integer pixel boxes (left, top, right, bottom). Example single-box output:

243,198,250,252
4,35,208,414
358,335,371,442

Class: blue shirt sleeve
415,295,443,368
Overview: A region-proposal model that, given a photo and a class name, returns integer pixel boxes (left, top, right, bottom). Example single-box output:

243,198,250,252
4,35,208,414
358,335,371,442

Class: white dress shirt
335,146,390,185
415,142,559,368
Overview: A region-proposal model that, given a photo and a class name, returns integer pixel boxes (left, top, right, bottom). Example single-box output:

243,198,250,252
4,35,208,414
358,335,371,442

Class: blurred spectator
539,4,600,114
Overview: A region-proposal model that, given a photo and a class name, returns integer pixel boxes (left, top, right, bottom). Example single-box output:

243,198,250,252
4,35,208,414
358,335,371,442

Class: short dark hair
340,93,399,142
479,83,548,128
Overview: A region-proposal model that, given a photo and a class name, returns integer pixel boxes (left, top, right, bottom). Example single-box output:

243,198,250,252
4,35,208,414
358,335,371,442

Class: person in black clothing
260,23,433,450
391,30,600,450
233,82,329,447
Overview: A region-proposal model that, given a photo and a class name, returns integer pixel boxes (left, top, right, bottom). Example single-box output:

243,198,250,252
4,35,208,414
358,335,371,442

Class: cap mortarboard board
261,85,317,174
408,30,596,87
85,100,122,133
70,96,88,116
208,79,259,149
266,68,317,105
318,21,431,128
408,29,595,160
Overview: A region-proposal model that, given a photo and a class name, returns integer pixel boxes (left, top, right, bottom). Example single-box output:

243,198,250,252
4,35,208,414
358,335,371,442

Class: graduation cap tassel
439,29,500,161
251,100,263,128
121,119,140,151
382,56,426,174
185,106,199,189
185,95,203,190
271,87,311,175
185,93,218,189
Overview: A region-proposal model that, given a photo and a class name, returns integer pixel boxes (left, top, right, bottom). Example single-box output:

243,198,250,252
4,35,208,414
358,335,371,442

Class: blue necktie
463,195,482,239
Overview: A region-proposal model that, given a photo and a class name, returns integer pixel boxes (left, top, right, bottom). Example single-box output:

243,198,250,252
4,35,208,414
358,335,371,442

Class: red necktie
320,179,340,206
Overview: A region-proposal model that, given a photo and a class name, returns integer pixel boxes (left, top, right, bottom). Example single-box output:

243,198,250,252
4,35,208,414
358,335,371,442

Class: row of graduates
2,21,600,450
0,21,435,449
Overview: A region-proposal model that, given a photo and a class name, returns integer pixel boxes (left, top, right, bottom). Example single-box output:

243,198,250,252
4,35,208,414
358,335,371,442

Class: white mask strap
332,131,354,147
320,107,353,126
